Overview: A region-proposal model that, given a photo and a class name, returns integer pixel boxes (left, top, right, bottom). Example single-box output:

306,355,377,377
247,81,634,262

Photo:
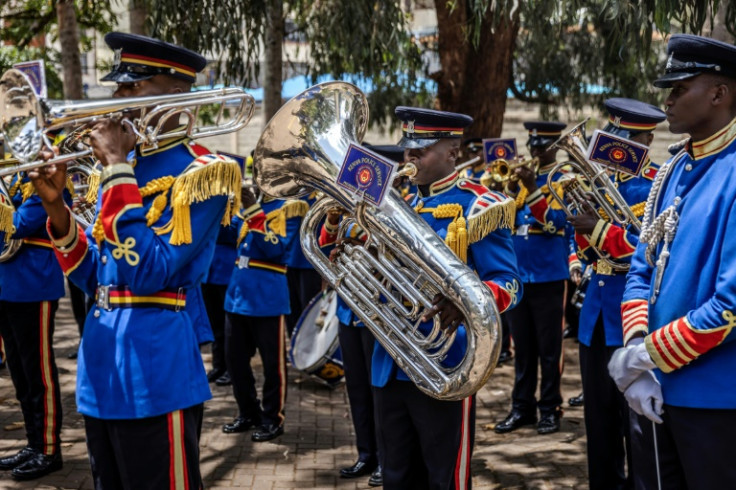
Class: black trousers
507,280,566,415
225,312,287,427
285,267,323,336
375,379,475,490
84,404,203,490
630,405,736,490
580,318,632,490
201,282,228,373
338,323,379,464
0,300,62,455
68,278,91,337
500,312,511,354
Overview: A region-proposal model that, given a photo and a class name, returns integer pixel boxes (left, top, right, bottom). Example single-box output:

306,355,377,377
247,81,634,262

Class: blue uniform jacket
576,166,656,347
624,118,736,409
0,175,72,301
204,223,238,286
50,138,239,419
283,195,317,270
371,172,522,387
225,197,291,317
507,165,570,283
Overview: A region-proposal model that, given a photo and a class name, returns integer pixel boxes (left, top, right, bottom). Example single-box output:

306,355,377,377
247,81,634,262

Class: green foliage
0,45,64,98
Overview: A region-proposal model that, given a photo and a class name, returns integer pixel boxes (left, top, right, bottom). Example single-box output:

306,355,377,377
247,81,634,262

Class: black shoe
339,459,376,478
215,372,232,386
497,351,513,365
251,424,284,442
207,368,225,383
537,410,562,435
568,393,584,407
11,452,62,480
494,411,537,434
222,416,258,434
0,447,37,470
368,465,383,487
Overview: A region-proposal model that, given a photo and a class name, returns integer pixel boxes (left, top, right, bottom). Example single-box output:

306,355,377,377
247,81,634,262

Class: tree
56,0,82,98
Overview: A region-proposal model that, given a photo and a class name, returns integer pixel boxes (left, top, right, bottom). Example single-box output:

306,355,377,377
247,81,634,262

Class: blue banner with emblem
337,144,397,207
12,60,47,99
586,129,649,176
483,138,517,163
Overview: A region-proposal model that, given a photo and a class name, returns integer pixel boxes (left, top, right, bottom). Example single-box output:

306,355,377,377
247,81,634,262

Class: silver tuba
253,82,502,400
547,119,641,272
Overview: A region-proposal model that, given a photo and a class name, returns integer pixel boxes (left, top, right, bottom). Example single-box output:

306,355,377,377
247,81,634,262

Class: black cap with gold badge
654,33,736,88
395,106,473,149
101,32,207,84
523,121,566,148
602,98,666,140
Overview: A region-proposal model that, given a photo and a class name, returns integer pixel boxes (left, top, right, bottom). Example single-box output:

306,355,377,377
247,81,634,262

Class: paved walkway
0,295,589,489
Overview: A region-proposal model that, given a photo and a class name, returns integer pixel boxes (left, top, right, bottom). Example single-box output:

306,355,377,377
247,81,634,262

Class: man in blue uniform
223,190,290,442
459,137,486,182
0,173,72,480
370,107,521,489
610,34,736,489
29,33,241,488
568,98,665,489
495,120,571,435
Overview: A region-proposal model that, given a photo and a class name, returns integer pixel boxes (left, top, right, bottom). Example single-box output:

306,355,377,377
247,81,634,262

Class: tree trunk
129,0,148,35
263,0,284,125
433,1,520,138
56,0,83,99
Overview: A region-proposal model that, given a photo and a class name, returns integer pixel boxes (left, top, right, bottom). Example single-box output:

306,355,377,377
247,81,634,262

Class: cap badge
113,48,122,70
665,53,674,70
531,129,538,136
613,116,622,127
407,121,415,133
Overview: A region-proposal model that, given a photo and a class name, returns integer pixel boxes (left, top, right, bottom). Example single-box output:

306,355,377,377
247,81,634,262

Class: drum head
291,289,339,371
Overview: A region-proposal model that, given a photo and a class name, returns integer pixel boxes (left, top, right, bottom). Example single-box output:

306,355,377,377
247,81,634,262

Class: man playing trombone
567,98,665,489
28,32,241,489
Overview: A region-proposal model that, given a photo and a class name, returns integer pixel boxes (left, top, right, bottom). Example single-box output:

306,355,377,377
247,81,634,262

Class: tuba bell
546,119,641,271
253,82,502,401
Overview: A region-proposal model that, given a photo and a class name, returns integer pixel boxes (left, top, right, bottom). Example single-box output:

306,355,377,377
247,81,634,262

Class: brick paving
0,294,590,489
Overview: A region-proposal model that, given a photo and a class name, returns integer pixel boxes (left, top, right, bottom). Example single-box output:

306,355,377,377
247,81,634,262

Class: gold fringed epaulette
281,199,310,220
0,196,14,241
417,203,469,263
162,156,242,245
265,208,287,237
466,194,516,243
20,182,35,203
85,171,101,206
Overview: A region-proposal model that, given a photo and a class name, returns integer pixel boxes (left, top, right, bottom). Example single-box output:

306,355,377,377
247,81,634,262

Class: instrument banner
586,129,649,176
337,143,397,207
12,60,47,99
483,138,517,164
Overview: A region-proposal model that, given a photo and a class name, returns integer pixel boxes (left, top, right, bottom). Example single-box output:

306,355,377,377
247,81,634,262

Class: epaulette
281,199,310,220
458,180,516,243
154,153,242,245
641,160,659,181
0,190,14,238
667,138,689,156
265,207,287,238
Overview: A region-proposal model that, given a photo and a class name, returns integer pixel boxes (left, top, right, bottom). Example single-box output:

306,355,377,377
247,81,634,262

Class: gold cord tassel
92,215,104,246
445,219,457,258
0,200,14,241
146,193,168,226
456,217,468,263
237,222,250,247
85,171,101,205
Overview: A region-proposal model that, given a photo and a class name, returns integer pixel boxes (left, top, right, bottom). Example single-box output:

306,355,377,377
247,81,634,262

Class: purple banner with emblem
586,129,649,176
483,138,517,163
12,60,47,99
337,144,397,207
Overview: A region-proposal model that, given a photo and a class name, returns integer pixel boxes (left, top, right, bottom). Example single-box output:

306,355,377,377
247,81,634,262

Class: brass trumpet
486,157,540,183
0,68,255,176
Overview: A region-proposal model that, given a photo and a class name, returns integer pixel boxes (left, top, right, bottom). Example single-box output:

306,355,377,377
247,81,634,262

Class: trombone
0,69,256,176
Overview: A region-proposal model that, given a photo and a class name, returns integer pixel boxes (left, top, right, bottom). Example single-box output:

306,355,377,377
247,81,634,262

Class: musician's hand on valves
29,147,71,237
88,116,136,167
515,163,537,192
567,201,601,235
422,293,463,333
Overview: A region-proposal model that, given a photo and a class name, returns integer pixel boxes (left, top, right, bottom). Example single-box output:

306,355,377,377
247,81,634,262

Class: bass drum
289,289,344,386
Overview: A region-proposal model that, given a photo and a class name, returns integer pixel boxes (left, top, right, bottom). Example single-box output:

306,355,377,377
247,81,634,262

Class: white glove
624,370,664,424
608,340,656,392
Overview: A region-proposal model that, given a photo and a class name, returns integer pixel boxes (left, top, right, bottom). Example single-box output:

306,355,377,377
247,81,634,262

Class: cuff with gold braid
622,299,649,346
47,206,89,275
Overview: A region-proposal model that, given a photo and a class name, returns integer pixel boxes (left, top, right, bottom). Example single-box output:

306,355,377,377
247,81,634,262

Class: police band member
222,191,290,442
30,32,241,488
495,120,571,435
0,173,72,480
607,34,736,489
459,137,486,182
370,107,521,489
567,98,664,489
